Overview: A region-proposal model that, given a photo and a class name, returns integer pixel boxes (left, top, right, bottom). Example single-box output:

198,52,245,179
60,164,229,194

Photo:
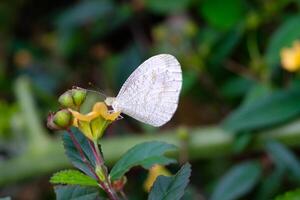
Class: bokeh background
2,0,300,199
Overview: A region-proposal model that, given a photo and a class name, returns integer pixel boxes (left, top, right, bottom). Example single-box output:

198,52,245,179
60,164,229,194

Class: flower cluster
47,87,120,141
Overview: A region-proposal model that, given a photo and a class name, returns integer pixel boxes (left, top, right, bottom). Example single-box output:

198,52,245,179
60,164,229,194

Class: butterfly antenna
73,86,107,99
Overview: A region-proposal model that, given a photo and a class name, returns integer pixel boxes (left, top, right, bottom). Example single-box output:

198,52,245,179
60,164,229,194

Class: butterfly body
105,54,182,127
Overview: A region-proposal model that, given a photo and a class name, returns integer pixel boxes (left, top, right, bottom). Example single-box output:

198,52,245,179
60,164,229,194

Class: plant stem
89,140,119,200
67,129,117,200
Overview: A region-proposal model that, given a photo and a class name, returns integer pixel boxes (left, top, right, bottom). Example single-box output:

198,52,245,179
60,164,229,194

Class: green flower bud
53,109,73,129
58,91,75,109
95,165,106,182
72,88,87,106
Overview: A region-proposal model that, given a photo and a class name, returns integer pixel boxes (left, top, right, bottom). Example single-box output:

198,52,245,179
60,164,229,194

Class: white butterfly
105,54,182,127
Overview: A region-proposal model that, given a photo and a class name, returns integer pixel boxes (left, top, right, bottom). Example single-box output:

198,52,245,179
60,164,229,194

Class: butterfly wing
112,54,182,127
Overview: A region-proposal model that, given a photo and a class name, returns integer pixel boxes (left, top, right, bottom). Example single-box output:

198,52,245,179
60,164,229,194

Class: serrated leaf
222,84,300,133
266,14,300,68
110,141,177,181
211,161,262,200
266,141,300,181
148,163,191,200
63,128,96,178
50,170,98,187
54,185,100,200
275,188,300,200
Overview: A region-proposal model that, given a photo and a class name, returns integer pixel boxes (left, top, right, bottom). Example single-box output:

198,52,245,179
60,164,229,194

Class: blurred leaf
209,26,244,66
266,141,300,181
275,188,300,200
57,29,86,57
222,84,300,133
148,163,191,200
255,166,285,200
211,161,262,200
266,14,300,68
145,0,190,14
63,129,96,179
50,169,98,187
199,0,244,30
181,70,198,95
221,77,255,99
232,132,253,153
110,141,177,181
54,185,100,200
56,0,114,29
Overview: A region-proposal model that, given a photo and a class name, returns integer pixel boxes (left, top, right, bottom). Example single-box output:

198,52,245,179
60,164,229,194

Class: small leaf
222,84,300,133
266,141,300,182
148,163,191,200
275,188,300,200
266,14,300,68
50,170,98,187
54,185,100,200
63,128,96,178
211,161,262,200
110,141,177,181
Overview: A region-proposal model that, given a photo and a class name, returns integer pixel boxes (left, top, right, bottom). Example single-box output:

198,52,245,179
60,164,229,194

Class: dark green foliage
54,185,100,200
222,84,300,133
110,141,177,181
148,163,191,200
211,161,262,200
62,129,96,178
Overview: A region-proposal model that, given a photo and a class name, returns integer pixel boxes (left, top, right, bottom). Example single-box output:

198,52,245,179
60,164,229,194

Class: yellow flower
280,41,300,72
69,102,120,141
144,165,172,192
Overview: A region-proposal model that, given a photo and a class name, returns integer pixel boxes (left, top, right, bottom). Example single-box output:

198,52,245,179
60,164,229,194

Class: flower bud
112,176,127,192
48,109,73,130
58,91,75,109
71,88,87,107
95,165,106,182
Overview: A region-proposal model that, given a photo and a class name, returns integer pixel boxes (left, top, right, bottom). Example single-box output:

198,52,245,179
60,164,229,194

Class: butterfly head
104,97,116,106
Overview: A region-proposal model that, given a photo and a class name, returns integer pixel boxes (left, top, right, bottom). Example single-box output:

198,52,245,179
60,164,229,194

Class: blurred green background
2,0,300,199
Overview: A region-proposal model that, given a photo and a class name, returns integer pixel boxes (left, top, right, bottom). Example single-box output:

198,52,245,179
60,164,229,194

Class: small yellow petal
144,165,172,192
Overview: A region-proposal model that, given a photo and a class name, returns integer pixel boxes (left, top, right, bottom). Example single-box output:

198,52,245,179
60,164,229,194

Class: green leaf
54,185,100,200
222,84,300,133
275,188,300,200
50,170,98,187
266,141,300,181
255,166,285,200
110,141,177,181
148,163,191,200
211,161,262,200
145,0,190,14
199,0,244,30
63,128,96,179
266,14,300,68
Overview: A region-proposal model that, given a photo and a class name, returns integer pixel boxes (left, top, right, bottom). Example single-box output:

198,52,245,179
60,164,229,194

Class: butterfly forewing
112,54,182,127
